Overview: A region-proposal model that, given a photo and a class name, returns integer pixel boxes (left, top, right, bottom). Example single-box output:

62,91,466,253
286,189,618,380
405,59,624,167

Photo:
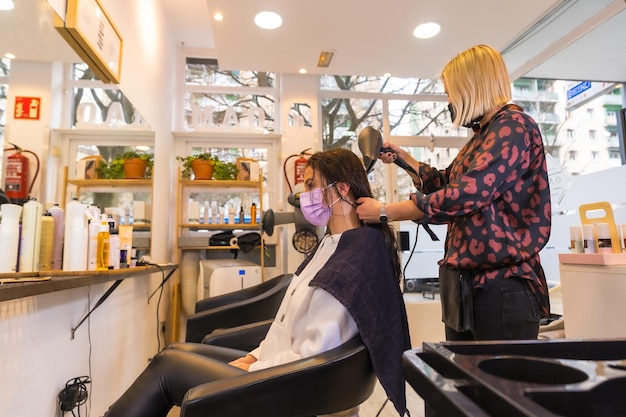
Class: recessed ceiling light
383,72,391,78
213,12,223,22
254,11,282,30
413,22,441,39
4,52,15,59
298,68,307,74
0,0,14,11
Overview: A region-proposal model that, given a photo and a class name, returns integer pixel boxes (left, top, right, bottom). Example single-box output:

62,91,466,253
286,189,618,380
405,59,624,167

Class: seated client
103,148,411,417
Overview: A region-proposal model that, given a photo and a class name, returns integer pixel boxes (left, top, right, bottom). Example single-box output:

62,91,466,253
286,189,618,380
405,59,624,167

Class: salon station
2,0,626,416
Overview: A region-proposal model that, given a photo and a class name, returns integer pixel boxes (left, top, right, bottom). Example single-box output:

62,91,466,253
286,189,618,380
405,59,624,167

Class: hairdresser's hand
378,142,401,164
229,354,257,371
356,197,384,224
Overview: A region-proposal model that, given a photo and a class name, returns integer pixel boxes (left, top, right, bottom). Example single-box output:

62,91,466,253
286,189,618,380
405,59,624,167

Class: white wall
0,1,180,416
0,276,162,416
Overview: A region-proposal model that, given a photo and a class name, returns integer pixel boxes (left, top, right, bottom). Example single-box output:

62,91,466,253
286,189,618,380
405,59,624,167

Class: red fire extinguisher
283,148,311,194
3,144,40,205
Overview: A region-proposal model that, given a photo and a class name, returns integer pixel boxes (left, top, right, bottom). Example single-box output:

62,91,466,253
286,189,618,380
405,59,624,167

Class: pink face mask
299,183,339,227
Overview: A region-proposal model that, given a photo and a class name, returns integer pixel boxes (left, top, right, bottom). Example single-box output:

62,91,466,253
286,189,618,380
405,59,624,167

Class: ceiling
2,0,626,83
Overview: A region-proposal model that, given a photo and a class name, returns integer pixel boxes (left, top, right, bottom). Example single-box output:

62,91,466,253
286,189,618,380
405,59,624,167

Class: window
589,130,596,141
320,75,467,203
567,129,574,141
569,150,577,161
586,108,594,119
0,57,10,150
182,58,277,132
591,150,599,160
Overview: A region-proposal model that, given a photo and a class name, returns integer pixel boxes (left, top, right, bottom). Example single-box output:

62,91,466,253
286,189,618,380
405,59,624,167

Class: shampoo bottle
96,214,110,270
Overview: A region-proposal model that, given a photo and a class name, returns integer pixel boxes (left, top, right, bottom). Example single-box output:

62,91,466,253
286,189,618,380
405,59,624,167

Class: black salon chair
185,273,293,343
180,333,376,417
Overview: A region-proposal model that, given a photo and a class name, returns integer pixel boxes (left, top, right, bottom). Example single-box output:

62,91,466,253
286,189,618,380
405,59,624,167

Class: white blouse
248,233,358,371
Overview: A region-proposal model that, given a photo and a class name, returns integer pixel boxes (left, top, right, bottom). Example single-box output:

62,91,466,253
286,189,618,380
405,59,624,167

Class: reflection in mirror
71,63,149,129
288,103,311,128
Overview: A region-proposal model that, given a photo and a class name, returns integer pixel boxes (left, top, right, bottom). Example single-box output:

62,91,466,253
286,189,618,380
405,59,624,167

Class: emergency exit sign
14,96,41,120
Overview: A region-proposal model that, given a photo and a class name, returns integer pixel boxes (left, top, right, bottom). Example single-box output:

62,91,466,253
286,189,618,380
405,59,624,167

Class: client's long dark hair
306,148,402,282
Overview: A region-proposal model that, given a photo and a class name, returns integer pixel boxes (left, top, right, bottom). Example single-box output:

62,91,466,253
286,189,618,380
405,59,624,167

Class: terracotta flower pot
123,158,148,179
191,159,214,180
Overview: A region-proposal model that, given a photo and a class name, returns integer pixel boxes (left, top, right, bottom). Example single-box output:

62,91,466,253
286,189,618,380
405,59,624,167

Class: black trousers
444,276,541,341
104,343,247,417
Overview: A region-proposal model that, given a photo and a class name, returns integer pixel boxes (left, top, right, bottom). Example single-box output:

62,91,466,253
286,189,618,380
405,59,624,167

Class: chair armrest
202,320,273,351
181,336,374,417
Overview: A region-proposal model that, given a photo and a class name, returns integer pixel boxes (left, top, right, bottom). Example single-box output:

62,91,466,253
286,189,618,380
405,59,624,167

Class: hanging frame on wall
53,0,123,84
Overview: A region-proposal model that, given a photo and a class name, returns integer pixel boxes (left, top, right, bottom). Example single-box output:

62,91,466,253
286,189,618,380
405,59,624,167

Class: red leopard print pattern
411,104,551,316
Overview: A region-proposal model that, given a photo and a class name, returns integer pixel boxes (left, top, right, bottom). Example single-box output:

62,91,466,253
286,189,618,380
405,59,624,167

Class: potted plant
176,152,220,180
118,151,153,179
213,160,239,180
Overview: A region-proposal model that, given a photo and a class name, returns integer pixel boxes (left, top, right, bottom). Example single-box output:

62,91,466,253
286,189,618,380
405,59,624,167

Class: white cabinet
560,262,626,338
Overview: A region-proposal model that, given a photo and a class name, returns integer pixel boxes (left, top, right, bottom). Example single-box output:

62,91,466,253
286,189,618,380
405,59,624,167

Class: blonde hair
442,44,511,126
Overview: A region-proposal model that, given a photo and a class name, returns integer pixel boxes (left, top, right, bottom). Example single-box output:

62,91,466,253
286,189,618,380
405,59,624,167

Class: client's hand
229,354,257,371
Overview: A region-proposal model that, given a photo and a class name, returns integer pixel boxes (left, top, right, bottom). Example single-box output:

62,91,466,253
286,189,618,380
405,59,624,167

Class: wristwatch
379,204,388,223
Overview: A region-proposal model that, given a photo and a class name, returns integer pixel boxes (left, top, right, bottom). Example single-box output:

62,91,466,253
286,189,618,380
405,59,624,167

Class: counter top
0,264,178,302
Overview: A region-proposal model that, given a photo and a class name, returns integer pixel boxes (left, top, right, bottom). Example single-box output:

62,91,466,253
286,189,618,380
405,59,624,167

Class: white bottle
228,205,235,225
19,198,43,272
569,225,583,254
0,204,23,273
109,229,121,269
87,210,101,270
63,199,89,271
48,203,65,270
596,222,613,254
582,224,596,254
211,201,218,224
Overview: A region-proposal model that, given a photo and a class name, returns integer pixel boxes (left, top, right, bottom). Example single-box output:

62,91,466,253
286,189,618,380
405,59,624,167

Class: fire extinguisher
3,143,40,205
283,148,311,194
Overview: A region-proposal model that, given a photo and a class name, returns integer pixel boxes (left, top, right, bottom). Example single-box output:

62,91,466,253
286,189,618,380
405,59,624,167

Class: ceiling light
413,22,441,39
254,11,282,30
383,72,391,78
317,51,334,68
298,68,307,74
4,52,15,59
213,12,223,22
0,0,14,11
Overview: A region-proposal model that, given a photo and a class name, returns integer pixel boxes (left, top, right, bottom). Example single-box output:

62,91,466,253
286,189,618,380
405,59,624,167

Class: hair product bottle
48,203,65,270
38,212,55,271
0,204,23,273
63,199,89,271
96,214,110,270
19,198,43,272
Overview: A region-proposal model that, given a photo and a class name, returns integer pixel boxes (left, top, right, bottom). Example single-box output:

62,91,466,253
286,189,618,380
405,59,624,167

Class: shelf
67,178,153,188
0,264,178,302
180,179,261,189
179,223,260,230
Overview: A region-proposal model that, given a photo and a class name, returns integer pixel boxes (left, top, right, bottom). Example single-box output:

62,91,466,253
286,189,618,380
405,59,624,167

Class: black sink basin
527,377,626,417
478,356,588,385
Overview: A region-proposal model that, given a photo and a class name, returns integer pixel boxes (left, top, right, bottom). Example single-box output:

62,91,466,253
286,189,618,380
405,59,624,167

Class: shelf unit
62,166,154,250
176,174,264,271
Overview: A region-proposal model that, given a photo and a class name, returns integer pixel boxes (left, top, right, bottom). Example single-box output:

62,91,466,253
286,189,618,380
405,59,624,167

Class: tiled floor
359,380,425,417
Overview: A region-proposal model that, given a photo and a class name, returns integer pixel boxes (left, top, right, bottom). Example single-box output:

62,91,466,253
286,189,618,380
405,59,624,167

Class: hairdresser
357,44,552,341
